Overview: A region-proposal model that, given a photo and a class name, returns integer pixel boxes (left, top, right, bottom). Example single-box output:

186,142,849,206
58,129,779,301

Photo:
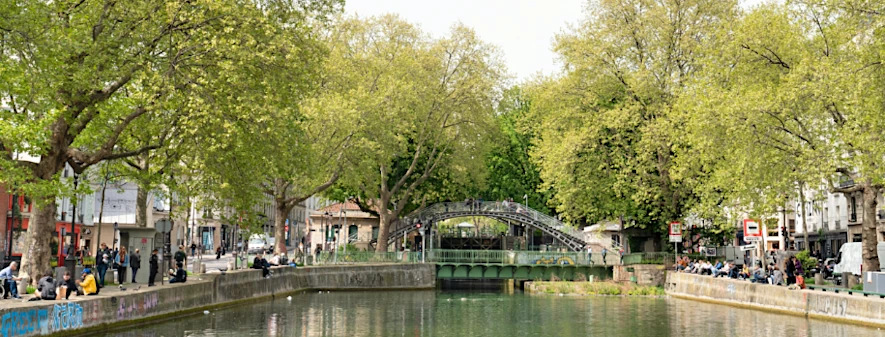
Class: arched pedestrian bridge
388,201,587,251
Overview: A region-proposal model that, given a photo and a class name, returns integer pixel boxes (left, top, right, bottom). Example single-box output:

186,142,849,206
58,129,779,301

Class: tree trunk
799,182,809,251
375,211,394,253
861,181,880,274
274,202,291,254
20,197,57,285
136,186,149,227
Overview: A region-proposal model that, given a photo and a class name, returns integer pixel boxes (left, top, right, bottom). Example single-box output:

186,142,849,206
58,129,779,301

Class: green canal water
100,287,885,337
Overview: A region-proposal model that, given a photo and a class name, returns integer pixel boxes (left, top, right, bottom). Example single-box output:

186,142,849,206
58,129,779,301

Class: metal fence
312,251,422,265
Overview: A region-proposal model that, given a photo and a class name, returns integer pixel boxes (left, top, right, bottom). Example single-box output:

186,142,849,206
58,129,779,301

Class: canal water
100,285,885,337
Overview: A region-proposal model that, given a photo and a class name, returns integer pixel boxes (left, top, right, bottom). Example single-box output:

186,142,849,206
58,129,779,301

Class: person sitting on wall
169,263,187,283
268,253,281,267
0,262,23,299
33,270,58,300
279,253,289,266
253,253,271,278
57,270,80,299
79,268,98,295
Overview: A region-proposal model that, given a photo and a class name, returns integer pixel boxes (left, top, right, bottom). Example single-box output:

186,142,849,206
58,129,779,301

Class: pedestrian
216,246,222,260
785,256,797,285
96,243,111,287
174,245,187,271
602,248,608,265
148,248,159,287
115,246,129,285
586,246,593,264
190,243,197,257
0,262,22,299
130,249,141,283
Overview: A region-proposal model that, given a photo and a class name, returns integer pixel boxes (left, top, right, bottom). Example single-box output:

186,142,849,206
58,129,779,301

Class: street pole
419,226,426,263
343,211,348,256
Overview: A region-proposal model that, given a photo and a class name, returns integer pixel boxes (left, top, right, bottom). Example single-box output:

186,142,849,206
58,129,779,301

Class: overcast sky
344,0,768,82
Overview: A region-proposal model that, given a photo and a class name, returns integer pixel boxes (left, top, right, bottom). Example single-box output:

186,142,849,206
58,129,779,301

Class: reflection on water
100,288,885,337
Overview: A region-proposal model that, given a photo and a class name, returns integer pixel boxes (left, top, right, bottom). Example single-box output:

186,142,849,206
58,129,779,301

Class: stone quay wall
0,264,435,337
666,272,885,327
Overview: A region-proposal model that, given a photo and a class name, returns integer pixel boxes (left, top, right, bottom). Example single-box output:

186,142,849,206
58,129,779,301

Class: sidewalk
0,273,213,310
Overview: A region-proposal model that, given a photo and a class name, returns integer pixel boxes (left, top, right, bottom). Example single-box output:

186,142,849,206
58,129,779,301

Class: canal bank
666,272,885,328
0,264,435,337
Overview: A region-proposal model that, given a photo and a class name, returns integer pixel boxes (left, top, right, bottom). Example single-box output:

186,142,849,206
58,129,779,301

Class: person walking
148,249,159,287
785,256,797,285
190,243,197,257
96,243,111,287
130,249,141,283
115,246,130,285
174,245,187,271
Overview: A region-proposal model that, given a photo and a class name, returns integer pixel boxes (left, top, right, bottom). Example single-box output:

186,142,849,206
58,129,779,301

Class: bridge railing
392,201,585,245
431,249,615,265
312,251,422,265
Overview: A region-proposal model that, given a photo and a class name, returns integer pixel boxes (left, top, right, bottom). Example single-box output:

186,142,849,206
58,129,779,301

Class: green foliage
796,250,818,277
527,0,738,235
482,87,551,214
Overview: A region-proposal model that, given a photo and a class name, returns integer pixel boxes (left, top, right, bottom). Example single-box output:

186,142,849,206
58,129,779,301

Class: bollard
199,263,206,274
193,261,202,275
814,272,823,286
843,272,856,288
228,261,234,271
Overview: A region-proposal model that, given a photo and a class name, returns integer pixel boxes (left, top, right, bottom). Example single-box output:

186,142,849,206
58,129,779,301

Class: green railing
430,249,599,265
313,251,422,265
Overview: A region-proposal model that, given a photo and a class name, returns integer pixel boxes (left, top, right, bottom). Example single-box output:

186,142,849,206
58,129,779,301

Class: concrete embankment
0,264,435,337
667,272,885,327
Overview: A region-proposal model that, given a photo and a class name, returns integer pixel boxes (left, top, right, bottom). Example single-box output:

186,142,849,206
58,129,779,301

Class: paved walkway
0,273,214,309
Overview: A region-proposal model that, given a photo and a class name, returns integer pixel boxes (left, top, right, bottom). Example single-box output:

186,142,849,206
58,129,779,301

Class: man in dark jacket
174,245,187,271
253,253,270,278
130,249,141,283
169,262,186,283
148,249,159,287
95,243,111,287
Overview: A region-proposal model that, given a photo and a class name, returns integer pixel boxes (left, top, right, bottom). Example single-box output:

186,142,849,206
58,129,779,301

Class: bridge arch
388,202,586,251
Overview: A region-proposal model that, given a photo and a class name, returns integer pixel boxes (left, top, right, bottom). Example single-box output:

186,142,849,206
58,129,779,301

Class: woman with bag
115,246,130,284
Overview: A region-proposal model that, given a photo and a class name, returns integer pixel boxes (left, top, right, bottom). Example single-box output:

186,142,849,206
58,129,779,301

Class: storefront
5,217,83,263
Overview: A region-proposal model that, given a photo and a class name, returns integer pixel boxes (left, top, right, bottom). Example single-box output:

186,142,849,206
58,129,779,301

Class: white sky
344,0,768,82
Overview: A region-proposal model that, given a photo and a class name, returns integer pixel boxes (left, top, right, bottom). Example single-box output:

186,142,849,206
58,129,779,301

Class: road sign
705,247,717,256
743,219,762,242
741,244,757,251
669,222,682,243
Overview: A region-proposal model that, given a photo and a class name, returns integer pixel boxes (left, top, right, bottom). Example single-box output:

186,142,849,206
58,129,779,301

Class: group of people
94,243,151,286
251,252,291,278
677,255,807,287
0,262,99,301
32,268,98,301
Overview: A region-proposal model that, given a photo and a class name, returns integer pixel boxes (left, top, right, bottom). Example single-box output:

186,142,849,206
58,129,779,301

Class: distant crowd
676,255,808,288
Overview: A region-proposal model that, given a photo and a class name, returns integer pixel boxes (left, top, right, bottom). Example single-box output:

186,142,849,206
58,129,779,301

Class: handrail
391,201,585,249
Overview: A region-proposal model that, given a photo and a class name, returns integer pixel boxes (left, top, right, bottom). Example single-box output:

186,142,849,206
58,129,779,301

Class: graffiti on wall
117,293,159,320
0,302,83,337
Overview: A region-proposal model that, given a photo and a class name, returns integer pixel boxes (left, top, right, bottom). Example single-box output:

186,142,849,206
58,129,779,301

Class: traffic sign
741,244,757,251
743,219,762,242
669,222,682,243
